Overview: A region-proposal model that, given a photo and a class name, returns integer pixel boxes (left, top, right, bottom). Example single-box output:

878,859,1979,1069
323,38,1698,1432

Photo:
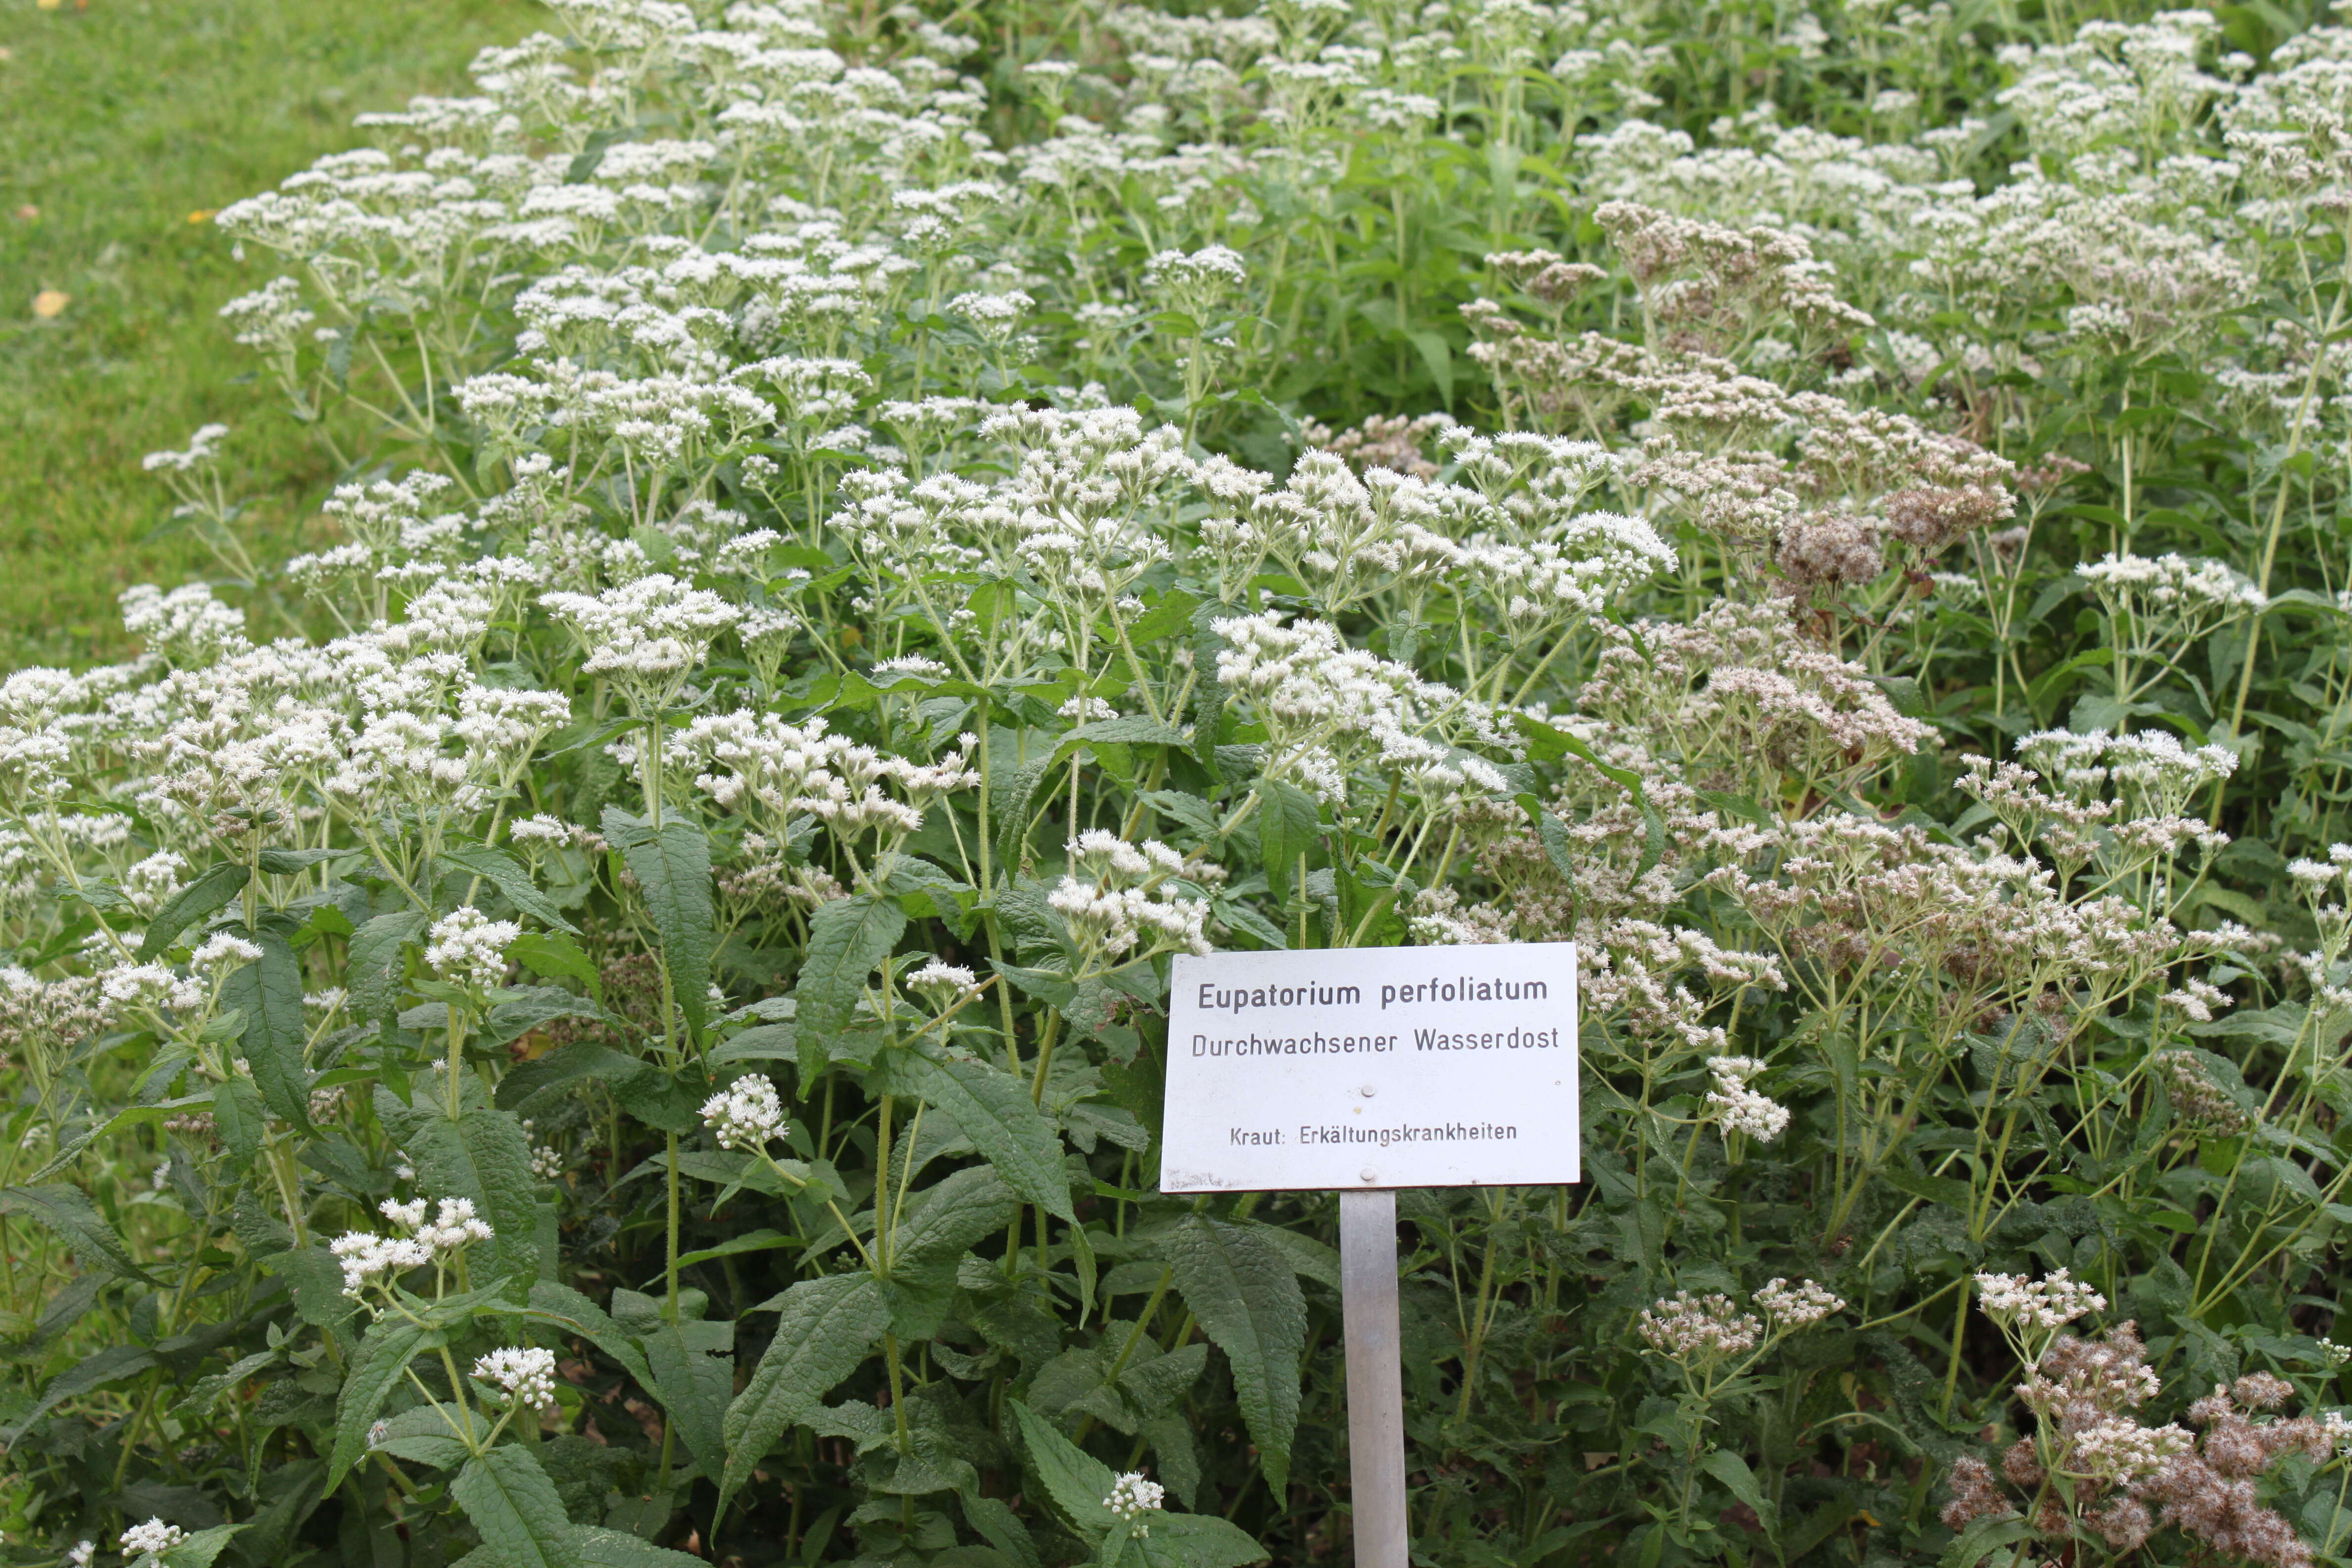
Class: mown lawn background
0,0,529,669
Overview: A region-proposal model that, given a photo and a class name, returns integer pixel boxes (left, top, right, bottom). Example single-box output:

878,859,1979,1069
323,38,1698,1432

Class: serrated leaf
494,1042,637,1119
222,926,310,1127
138,862,249,958
1255,779,1320,906
719,1272,889,1518
0,1183,158,1284
889,1047,1072,1221
1133,1515,1271,1568
604,812,715,1034
894,1166,1020,1268
451,1444,574,1568
643,1318,733,1483
1935,1515,2034,1568
326,1318,437,1487
157,1522,244,1568
348,910,427,1024
794,894,905,1062
506,930,601,1000
1164,1214,1303,1493
569,1528,711,1568
523,1280,656,1391
1008,1398,1118,1535
0,1342,155,1448
381,1097,542,1286
439,844,578,935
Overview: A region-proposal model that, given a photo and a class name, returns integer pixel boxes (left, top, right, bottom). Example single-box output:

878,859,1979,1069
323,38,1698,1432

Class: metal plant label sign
1158,941,1580,1194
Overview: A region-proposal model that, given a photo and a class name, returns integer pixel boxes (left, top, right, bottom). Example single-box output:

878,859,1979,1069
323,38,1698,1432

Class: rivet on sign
1360,1168,1377,1182
1360,1084,1377,1097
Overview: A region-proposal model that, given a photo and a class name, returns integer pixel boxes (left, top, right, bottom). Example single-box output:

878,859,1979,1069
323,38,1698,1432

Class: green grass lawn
0,0,534,669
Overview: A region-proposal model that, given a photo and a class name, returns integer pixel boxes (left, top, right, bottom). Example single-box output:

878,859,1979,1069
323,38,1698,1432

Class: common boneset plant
8,0,2352,1565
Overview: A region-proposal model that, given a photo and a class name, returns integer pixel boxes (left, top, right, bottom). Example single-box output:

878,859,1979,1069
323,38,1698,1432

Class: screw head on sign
1360,1168,1377,1182
1360,1083,1377,1097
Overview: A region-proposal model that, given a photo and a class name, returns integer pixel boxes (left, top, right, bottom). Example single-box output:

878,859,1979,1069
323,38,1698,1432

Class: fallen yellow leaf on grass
31,290,69,319
187,209,217,225
35,0,62,10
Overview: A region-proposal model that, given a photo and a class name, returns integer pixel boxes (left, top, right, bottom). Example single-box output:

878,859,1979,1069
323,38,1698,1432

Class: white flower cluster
905,959,980,1009
1975,1269,2107,1331
1754,1277,1846,1328
1704,1055,1790,1142
1050,832,1212,959
1637,1291,1763,1361
701,1074,787,1151
423,905,521,988
119,1520,187,1558
2076,551,2267,610
472,1345,560,1412
329,1195,495,1296
1104,1471,1167,1530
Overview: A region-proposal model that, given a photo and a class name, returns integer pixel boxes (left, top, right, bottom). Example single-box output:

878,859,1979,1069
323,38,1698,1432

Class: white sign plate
1158,942,1579,1192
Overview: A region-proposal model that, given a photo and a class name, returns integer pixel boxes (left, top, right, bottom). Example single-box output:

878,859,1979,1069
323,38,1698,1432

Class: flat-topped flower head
120,1520,186,1559
702,1074,786,1151
1755,1277,1846,1328
1638,1291,1762,1361
1976,1268,2105,1332
1105,1471,1166,1531
424,905,520,988
472,1345,559,1412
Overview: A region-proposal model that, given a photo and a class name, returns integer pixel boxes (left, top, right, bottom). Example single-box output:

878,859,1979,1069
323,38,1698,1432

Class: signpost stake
1340,1187,1408,1568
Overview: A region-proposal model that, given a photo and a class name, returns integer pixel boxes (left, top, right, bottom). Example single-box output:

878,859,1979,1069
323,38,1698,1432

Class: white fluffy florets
1104,1471,1167,1531
701,1074,787,1151
119,1520,187,1557
423,905,521,988
1975,1268,2106,1331
472,1345,560,1412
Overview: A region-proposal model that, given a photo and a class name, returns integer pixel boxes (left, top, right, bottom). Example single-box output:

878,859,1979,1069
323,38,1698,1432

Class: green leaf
992,758,1052,873
894,1166,1020,1267
604,812,715,1034
671,1228,798,1272
495,1042,638,1119
0,1342,156,1447
507,930,601,1000
1164,1214,1304,1493
523,1281,657,1391
256,846,358,875
138,861,249,957
1698,1448,1778,1538
889,1047,1072,1221
348,910,427,1024
644,1319,734,1483
1134,1514,1272,1568
158,1523,245,1568
1935,1515,2033,1568
1255,780,1320,906
451,1444,575,1568
569,1528,711,1568
710,1022,797,1065
0,1182,158,1284
1051,717,1194,770
719,1273,889,1519
1514,718,1666,876
794,893,906,1063
381,1096,542,1286
1007,1398,1118,1535
326,1317,438,1487
440,843,579,935
222,926,311,1127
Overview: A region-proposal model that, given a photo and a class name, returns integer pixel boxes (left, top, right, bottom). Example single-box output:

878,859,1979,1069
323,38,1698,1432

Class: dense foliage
8,0,2352,1563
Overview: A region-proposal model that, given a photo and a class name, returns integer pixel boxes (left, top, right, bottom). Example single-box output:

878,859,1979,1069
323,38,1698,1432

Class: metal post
1340,1187,1407,1568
